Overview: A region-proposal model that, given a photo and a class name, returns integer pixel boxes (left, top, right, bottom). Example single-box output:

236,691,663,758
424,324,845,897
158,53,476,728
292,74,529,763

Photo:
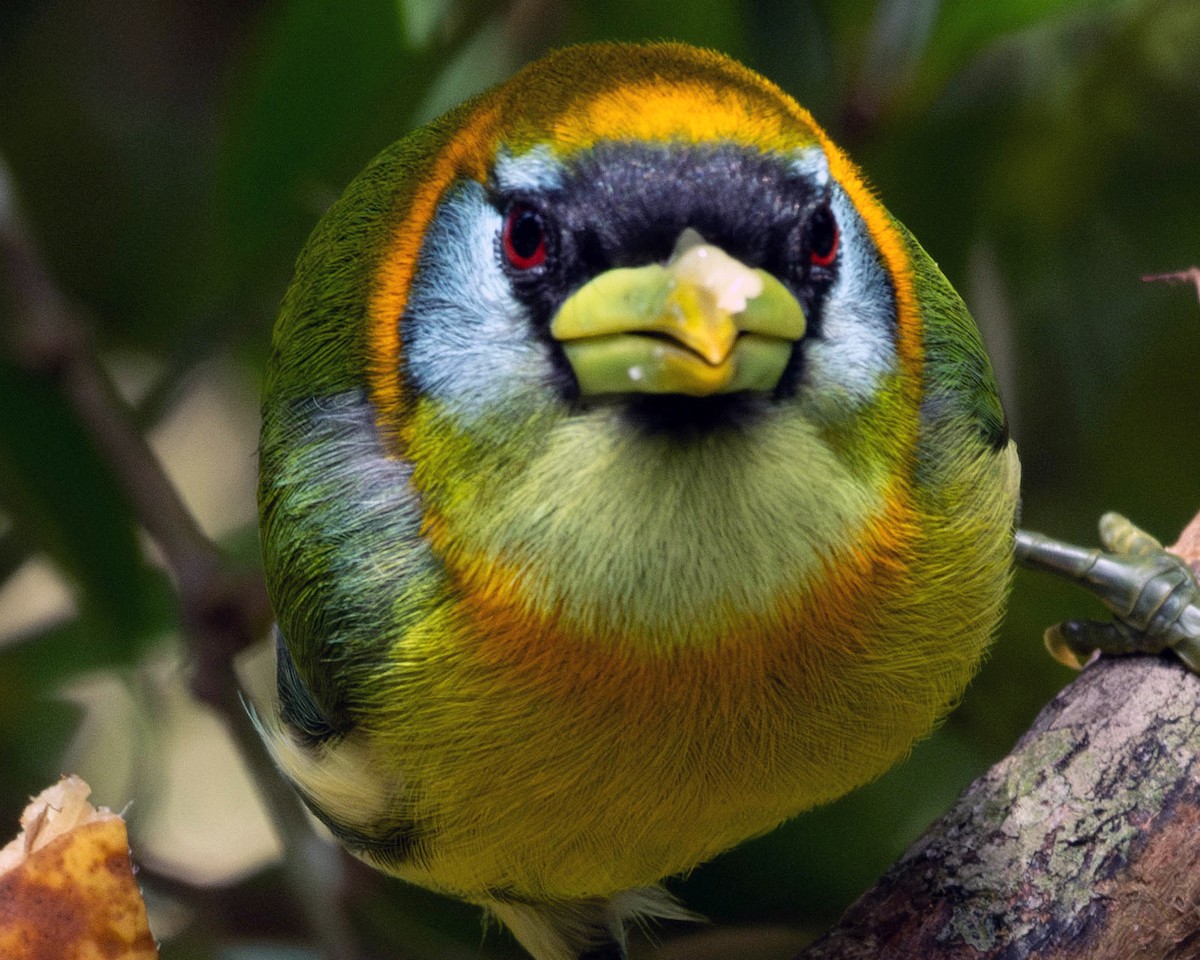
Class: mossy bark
797,517,1200,960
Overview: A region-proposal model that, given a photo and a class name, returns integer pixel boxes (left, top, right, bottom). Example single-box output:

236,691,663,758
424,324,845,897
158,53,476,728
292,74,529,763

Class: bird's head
265,43,952,648
360,43,914,443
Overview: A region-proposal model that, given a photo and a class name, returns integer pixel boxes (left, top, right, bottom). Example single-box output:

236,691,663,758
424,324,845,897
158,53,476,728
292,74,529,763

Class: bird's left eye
502,204,548,270
807,204,839,268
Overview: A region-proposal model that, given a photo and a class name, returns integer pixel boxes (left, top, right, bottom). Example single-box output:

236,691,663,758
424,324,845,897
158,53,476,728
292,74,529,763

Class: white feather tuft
487,885,700,960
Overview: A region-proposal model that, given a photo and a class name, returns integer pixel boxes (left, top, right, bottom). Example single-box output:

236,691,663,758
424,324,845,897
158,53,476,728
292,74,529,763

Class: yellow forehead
421,44,829,185
535,79,818,155
491,44,823,158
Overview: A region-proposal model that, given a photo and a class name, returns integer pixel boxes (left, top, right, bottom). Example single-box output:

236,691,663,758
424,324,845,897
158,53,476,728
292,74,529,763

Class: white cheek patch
789,145,830,190
493,144,565,193
402,182,551,416
801,183,898,410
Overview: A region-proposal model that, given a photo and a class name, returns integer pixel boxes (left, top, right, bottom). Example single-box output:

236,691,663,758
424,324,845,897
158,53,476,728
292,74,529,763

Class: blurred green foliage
1,1,1198,957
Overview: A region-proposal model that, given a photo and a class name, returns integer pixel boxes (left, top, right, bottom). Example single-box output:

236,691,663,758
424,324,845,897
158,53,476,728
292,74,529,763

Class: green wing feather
899,225,1011,482
259,115,469,727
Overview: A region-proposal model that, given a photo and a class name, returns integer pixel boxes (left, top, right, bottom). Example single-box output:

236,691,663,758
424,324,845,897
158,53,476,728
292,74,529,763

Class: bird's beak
549,229,806,397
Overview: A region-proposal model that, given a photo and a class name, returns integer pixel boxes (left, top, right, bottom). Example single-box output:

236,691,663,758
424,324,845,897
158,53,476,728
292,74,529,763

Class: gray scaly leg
1016,513,1200,671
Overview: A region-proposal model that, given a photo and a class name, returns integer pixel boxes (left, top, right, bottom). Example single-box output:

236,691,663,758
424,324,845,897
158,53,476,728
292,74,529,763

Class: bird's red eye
808,205,839,268
502,205,547,270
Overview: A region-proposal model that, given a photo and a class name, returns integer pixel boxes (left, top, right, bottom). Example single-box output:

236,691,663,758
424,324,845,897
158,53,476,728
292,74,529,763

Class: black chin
619,393,768,438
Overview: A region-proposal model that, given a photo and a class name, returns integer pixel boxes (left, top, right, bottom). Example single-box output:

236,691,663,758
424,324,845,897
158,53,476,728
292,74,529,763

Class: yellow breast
351,449,1013,901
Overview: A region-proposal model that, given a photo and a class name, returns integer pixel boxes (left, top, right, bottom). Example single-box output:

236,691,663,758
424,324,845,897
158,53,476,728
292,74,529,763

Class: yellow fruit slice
0,775,158,960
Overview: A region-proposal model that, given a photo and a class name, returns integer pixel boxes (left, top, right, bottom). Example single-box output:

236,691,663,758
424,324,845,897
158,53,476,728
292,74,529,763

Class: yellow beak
549,229,807,397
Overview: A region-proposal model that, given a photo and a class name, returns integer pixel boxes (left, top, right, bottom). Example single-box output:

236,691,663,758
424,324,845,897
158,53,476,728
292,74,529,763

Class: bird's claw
1044,618,1158,671
1015,513,1200,673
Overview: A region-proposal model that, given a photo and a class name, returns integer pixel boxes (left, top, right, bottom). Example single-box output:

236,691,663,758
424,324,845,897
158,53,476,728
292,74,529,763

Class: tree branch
792,510,1200,960
0,161,270,698
1142,268,1200,305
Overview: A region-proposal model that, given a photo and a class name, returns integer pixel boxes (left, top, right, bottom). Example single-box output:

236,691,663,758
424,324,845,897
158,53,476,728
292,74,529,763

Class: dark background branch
0,158,366,960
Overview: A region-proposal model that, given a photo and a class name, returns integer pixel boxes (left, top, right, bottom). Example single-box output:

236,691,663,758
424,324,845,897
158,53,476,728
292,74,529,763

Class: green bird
257,42,1022,960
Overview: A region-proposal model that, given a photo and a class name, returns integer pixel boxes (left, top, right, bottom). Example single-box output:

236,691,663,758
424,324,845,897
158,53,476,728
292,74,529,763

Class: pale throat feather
415,400,887,648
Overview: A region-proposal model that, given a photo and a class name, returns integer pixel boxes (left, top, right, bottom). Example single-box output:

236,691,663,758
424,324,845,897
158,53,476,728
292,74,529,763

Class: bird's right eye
806,204,839,269
502,205,548,270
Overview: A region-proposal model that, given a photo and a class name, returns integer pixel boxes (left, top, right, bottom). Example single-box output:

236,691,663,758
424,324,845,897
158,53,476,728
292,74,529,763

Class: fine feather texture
257,41,1020,959
487,887,699,960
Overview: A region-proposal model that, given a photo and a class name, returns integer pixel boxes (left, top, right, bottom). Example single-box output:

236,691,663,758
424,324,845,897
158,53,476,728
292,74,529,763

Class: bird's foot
1015,513,1200,672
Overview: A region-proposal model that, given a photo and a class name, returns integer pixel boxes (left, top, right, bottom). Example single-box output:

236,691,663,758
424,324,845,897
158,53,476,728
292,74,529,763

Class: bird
255,41,1021,960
